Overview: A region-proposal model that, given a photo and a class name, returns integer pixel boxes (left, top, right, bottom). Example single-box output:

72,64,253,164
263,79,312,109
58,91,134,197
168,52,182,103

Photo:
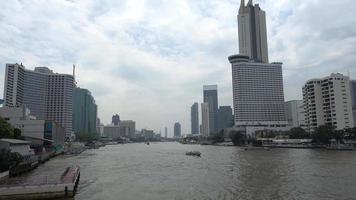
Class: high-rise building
350,80,356,126
285,100,305,128
228,1,287,136
112,114,120,126
217,106,234,131
4,63,75,137
303,73,354,132
203,85,218,133
165,127,168,138
190,102,199,135
228,56,287,134
201,102,210,137
73,88,98,138
174,122,181,138
238,0,268,63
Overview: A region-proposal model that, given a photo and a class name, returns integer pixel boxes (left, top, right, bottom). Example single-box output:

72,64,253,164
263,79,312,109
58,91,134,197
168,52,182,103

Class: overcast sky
0,0,355,136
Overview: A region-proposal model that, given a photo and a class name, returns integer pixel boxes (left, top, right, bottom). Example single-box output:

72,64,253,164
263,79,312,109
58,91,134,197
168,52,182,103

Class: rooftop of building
0,138,30,144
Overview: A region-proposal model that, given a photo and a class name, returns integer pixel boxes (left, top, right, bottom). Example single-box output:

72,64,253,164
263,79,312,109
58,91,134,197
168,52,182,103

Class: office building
3,63,74,137
174,122,181,138
238,0,268,63
285,100,306,128
217,106,234,131
201,102,210,137
303,73,354,132
112,114,120,126
73,88,98,138
203,85,218,133
351,80,356,126
191,102,199,135
165,127,168,138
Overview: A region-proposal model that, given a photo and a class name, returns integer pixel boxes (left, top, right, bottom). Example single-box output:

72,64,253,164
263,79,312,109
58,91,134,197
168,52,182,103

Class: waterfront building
0,139,34,157
228,1,288,136
165,127,168,138
228,55,288,135
303,73,354,132
201,102,210,137
112,114,120,126
73,88,97,139
103,120,136,139
3,63,74,138
142,129,155,140
118,120,136,138
174,122,181,138
217,106,234,131
285,100,306,128
190,102,199,135
203,85,218,133
238,0,268,63
351,80,356,126
0,106,65,147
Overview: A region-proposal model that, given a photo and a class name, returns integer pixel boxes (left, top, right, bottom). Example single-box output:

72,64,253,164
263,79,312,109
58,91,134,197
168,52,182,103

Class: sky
0,0,355,136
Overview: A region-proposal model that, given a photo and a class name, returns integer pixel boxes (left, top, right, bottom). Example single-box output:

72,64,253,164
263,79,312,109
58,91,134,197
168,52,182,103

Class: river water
3,142,356,200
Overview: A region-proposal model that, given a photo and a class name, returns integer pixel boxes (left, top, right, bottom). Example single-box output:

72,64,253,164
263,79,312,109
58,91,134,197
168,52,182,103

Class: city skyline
0,0,356,135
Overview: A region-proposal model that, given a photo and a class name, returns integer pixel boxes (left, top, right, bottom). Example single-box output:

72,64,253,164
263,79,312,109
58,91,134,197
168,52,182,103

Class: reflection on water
4,143,356,200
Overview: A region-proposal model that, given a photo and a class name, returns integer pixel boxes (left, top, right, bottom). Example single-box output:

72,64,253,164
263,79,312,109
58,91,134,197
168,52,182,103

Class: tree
312,125,334,144
289,127,310,139
208,130,225,143
0,117,14,138
0,149,23,172
14,128,22,139
229,131,245,146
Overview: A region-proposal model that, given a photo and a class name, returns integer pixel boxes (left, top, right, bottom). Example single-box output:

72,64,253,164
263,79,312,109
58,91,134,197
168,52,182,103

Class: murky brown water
1,143,356,200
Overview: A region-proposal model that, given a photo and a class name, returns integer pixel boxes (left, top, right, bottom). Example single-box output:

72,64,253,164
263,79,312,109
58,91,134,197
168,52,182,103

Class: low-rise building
0,106,65,147
0,138,34,157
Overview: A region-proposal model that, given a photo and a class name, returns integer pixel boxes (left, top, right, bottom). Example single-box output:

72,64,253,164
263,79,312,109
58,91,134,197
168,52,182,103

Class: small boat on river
186,151,201,157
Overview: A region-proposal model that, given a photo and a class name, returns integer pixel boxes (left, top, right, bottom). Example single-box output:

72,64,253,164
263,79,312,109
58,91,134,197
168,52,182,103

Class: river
2,142,356,200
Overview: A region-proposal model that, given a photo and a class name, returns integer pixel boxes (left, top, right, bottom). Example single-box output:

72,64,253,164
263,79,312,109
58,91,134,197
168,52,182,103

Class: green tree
312,125,334,144
0,149,23,172
0,117,14,138
14,128,22,139
289,127,310,139
229,131,245,146
208,130,225,143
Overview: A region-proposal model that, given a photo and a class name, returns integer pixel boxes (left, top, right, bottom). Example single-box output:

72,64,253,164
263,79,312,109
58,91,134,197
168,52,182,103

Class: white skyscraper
303,73,354,132
238,0,268,63
201,102,210,137
3,63,75,138
228,1,288,136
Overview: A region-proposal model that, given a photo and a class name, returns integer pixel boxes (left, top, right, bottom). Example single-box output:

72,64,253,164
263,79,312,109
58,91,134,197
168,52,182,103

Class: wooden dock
0,166,80,200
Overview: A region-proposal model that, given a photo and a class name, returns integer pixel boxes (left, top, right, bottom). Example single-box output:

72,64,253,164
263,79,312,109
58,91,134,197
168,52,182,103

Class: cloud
0,0,355,135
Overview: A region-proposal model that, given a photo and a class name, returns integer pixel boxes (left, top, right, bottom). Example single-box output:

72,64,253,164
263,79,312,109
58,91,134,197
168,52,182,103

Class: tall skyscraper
303,73,354,132
112,114,120,126
174,122,181,138
73,88,98,138
165,127,168,138
201,102,210,137
217,106,234,131
238,0,268,63
351,80,356,126
190,102,199,135
203,85,218,133
285,100,305,128
4,63,75,137
228,1,287,136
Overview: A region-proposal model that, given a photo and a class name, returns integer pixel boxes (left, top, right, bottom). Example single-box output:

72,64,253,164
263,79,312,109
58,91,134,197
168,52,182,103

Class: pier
0,166,80,200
